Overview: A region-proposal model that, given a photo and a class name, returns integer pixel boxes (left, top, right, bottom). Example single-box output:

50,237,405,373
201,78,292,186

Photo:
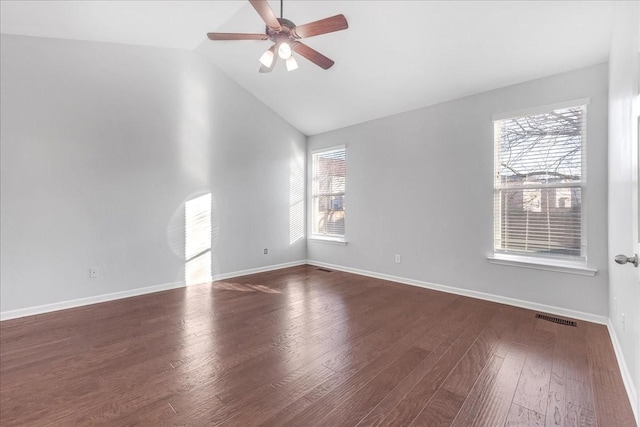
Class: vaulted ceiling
1,1,615,135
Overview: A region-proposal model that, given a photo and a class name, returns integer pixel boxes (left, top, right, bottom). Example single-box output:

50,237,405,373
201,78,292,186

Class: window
311,146,346,239
493,103,586,261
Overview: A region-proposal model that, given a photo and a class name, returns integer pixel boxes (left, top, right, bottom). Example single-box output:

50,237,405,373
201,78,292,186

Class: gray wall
0,34,612,320
0,34,306,313
308,63,609,317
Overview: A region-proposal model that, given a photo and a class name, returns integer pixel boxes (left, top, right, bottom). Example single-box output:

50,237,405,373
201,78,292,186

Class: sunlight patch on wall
185,193,212,286
289,153,305,244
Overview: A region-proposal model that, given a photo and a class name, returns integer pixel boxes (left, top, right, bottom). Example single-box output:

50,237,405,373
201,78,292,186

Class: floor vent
316,268,333,273
535,313,577,327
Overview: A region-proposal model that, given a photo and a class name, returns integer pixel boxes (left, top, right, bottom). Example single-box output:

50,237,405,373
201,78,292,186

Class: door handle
615,254,639,267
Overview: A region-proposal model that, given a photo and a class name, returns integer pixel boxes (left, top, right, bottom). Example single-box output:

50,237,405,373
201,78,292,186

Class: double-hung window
311,146,346,240
493,103,586,262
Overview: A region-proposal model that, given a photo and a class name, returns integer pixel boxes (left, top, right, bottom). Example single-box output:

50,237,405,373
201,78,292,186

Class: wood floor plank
410,388,466,427
438,306,519,398
0,265,636,427
352,301,498,427
260,298,472,427
317,346,430,426
506,403,546,426
178,283,458,425
354,355,443,427
449,342,528,427
585,323,635,427
512,322,556,415
564,379,595,427
377,307,500,426
410,308,534,427
545,321,567,427
546,372,568,427
217,365,337,426
131,299,421,424
421,353,505,427
260,296,486,427
564,322,591,386
178,300,436,425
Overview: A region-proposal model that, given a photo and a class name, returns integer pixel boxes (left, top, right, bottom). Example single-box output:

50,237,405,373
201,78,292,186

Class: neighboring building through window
311,146,346,239
493,103,586,261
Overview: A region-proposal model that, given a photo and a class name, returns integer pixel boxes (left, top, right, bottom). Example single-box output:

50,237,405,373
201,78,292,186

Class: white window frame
309,145,347,243
488,99,596,276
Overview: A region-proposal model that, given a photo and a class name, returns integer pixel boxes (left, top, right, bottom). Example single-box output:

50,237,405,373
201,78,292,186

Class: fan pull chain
280,0,283,18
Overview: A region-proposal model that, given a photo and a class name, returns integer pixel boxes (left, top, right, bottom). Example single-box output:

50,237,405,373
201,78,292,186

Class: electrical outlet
90,267,98,279
264,248,268,255
395,254,401,263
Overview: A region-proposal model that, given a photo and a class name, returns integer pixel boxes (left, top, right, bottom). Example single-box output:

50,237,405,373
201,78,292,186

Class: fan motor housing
266,18,297,40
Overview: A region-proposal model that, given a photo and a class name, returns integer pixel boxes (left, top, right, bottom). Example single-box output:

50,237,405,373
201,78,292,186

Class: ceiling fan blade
291,14,348,39
291,41,335,70
207,33,267,41
249,0,282,31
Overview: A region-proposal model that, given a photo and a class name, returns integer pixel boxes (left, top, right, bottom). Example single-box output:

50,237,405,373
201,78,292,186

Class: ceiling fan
207,0,348,73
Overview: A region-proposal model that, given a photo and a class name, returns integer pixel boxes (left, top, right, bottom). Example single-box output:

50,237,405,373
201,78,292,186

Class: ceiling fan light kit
259,46,275,67
207,0,348,73
277,42,292,59
286,55,298,71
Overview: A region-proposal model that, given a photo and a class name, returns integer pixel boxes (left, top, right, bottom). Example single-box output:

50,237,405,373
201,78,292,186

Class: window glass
311,147,346,238
494,105,586,260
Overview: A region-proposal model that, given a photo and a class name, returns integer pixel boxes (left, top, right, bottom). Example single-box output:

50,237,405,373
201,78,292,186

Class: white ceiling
0,1,246,50
1,1,615,135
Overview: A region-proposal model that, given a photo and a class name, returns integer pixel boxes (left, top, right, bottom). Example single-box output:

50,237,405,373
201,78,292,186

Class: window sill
308,236,348,245
487,254,597,276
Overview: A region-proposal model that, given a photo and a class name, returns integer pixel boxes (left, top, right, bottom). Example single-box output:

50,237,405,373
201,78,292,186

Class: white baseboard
306,260,608,325
1,258,608,326
212,260,307,282
0,280,185,321
607,320,639,424
0,260,308,322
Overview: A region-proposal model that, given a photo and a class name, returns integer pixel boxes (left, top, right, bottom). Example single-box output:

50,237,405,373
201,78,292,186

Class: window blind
312,146,346,237
494,105,586,259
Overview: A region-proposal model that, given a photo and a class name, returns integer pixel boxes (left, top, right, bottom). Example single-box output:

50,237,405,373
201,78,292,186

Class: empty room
1,1,639,426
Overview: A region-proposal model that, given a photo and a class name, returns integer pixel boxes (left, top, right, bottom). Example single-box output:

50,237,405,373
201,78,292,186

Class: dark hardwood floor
0,265,636,426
